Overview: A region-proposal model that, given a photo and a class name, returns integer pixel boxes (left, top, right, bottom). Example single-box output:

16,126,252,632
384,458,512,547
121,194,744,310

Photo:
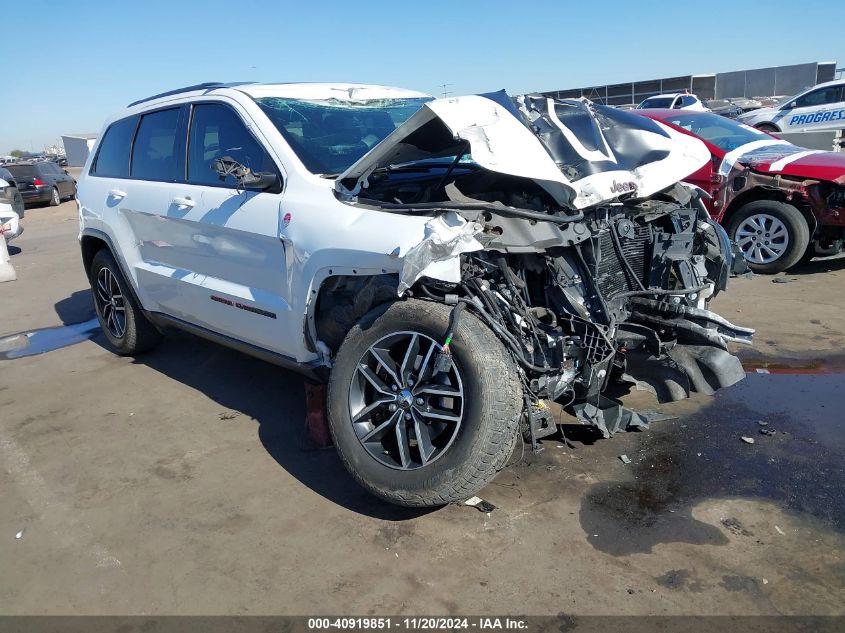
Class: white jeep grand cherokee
78,82,752,506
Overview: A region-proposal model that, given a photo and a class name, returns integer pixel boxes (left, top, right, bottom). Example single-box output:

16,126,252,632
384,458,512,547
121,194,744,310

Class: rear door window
91,116,137,178
131,108,182,182
187,103,278,188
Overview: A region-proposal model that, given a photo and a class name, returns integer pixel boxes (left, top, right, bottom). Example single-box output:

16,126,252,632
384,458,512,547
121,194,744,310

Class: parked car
727,97,763,112
47,154,69,167
639,108,845,272
754,96,788,109
0,167,25,219
737,79,845,133
4,161,77,206
77,83,752,506
636,93,708,111
704,99,743,119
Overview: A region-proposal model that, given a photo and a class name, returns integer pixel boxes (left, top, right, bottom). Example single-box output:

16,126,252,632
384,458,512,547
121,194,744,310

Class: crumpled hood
337,91,711,210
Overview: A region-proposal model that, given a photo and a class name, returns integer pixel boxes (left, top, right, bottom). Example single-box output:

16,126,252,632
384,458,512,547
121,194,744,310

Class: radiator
594,223,651,300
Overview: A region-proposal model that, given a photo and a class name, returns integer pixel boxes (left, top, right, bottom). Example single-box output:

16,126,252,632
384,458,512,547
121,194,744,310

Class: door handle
108,189,126,199
171,196,195,208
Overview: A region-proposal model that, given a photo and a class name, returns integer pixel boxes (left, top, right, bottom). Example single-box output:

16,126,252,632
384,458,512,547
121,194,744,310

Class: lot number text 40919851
307,617,529,630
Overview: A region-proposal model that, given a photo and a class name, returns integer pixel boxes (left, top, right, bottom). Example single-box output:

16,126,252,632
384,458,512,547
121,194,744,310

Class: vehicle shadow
55,290,96,324
787,252,845,276
135,333,432,520
57,292,431,520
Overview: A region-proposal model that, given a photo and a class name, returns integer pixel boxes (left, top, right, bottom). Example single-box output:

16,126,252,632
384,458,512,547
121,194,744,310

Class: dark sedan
4,161,77,206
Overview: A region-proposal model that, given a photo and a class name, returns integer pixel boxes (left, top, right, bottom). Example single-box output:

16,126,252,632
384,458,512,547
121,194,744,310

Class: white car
0,178,23,241
77,83,752,506
737,79,845,133
636,93,708,111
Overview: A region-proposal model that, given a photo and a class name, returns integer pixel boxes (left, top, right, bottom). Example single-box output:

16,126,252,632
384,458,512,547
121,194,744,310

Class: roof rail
127,82,225,107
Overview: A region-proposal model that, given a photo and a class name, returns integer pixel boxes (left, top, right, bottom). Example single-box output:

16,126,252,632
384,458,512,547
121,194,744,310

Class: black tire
327,299,522,507
89,249,161,355
726,200,809,274
755,123,779,133
49,186,60,206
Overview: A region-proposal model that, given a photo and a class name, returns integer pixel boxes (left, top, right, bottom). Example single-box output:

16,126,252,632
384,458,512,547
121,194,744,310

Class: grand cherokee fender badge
610,180,638,194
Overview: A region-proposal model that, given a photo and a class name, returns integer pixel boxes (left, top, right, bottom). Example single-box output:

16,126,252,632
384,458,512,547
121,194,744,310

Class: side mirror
782,101,797,110
241,171,277,191
212,156,277,191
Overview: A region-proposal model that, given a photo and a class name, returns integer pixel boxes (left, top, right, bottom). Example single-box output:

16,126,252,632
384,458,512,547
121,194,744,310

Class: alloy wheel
348,331,464,470
94,267,126,339
735,213,789,264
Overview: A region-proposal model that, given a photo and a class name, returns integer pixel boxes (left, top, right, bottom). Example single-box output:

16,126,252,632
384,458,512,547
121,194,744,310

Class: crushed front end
335,91,754,445
412,188,753,445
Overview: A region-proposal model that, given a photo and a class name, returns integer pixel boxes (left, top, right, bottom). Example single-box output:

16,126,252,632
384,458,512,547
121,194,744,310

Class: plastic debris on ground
463,496,496,513
638,409,680,423
619,455,632,464
15,529,24,539
741,436,755,444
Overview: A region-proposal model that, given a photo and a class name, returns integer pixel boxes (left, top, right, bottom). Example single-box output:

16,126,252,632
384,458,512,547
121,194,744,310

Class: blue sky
1,0,841,153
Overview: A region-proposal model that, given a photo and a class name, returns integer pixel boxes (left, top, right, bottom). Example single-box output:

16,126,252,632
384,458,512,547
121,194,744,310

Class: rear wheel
90,249,161,355
49,187,60,206
327,299,522,507
727,200,809,274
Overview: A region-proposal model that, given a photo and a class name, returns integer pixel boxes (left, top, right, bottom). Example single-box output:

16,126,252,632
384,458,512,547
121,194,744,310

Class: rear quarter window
6,165,36,179
91,116,138,178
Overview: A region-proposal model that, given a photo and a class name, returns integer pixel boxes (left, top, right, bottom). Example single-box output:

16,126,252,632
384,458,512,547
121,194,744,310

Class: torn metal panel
397,211,483,294
571,396,649,439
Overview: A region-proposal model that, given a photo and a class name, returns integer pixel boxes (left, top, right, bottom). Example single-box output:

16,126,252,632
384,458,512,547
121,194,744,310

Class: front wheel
726,200,809,274
327,299,522,507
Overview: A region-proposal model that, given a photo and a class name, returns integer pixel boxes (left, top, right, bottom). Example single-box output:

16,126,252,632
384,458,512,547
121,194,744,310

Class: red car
639,109,845,273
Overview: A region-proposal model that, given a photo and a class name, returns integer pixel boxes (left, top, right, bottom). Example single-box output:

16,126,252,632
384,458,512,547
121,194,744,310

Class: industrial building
542,60,839,107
